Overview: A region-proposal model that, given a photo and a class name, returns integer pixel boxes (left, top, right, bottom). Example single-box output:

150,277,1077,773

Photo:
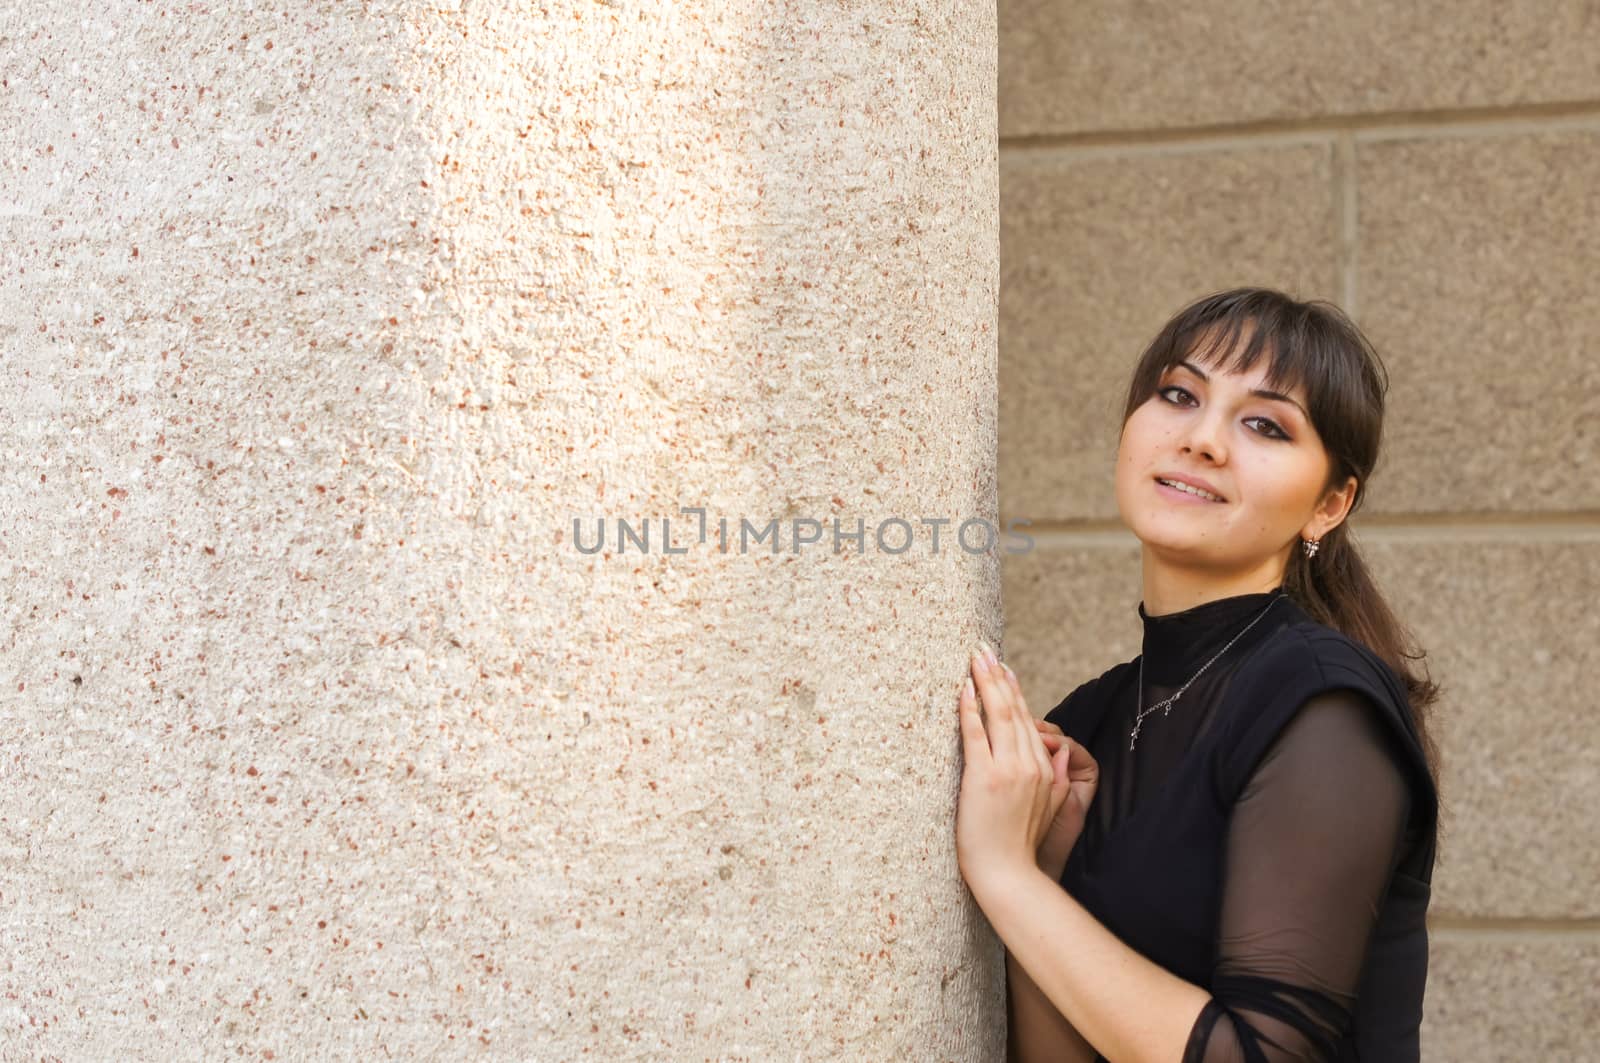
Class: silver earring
1302,537,1321,559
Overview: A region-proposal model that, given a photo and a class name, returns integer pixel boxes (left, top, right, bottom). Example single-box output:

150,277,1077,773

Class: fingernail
1001,662,1014,678
971,649,988,672
980,641,999,668
964,677,975,699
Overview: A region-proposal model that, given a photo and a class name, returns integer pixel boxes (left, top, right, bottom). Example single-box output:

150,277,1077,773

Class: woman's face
1114,343,1355,576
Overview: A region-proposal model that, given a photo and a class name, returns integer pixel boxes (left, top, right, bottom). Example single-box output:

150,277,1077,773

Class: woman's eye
1246,417,1289,440
1158,386,1290,440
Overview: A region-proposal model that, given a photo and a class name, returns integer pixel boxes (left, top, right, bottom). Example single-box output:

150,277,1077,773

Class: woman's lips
1154,478,1226,504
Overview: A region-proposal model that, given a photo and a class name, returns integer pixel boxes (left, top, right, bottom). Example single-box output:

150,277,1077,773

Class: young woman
955,288,1443,1063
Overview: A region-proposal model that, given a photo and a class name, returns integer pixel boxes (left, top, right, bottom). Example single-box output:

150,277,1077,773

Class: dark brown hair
1122,287,1442,804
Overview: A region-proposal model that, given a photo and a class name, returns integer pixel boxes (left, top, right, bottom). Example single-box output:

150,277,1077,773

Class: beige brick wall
999,7,1600,1060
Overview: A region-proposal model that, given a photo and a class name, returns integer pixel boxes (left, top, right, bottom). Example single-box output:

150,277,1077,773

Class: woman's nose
1181,409,1227,464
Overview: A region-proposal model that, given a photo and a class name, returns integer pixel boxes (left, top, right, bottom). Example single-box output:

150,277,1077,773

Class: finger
999,661,1051,783
989,657,1049,801
1019,693,1053,805
1034,717,1063,737
1000,661,1034,718
1067,736,1100,789
998,659,1049,784
1050,743,1070,806
957,676,993,768
971,650,1017,762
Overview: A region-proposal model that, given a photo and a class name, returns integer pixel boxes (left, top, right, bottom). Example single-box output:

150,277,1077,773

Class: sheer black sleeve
1182,689,1412,1063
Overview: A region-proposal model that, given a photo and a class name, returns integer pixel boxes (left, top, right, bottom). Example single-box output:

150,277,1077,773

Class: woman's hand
955,644,1071,898
1031,717,1099,881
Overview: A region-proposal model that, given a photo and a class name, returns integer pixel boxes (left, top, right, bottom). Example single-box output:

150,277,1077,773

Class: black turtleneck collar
1137,588,1289,687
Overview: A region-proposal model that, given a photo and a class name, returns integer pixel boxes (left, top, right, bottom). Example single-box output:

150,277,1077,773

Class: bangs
1164,313,1318,407
1124,288,1351,427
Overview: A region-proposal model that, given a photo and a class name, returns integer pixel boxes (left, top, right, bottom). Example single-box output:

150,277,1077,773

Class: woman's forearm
975,865,1212,1063
1007,849,1094,1062
1006,950,1096,1063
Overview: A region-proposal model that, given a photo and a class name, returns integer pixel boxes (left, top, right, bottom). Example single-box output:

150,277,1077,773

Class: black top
1043,588,1437,1063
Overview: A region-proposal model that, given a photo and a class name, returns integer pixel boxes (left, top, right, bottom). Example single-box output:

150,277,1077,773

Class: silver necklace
1129,591,1285,752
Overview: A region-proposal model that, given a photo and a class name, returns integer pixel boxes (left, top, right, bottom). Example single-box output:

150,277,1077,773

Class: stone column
0,2,999,1056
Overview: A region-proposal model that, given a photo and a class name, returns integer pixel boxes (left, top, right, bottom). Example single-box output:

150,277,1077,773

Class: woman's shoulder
1228,617,1408,717
1221,614,1436,815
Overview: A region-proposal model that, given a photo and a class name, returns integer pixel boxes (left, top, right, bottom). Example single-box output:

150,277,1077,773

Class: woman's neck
1139,551,1286,617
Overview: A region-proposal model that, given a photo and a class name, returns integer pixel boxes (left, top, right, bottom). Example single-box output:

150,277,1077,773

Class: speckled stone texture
0,2,1000,1058
1357,130,1600,515
1000,0,1600,136
1425,936,1600,1061
999,142,1339,523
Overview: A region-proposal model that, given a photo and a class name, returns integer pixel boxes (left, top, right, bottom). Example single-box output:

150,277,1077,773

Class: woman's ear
1305,475,1358,540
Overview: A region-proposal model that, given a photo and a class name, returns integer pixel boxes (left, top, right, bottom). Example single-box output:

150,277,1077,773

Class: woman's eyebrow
1174,359,1309,421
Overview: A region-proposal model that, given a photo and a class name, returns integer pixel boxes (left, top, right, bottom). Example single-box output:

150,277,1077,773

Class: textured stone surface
1003,534,1600,920
1423,935,1600,1061
1357,131,1600,515
999,143,1339,523
999,534,1142,711
1362,538,1600,919
0,3,1000,1058
1000,0,1600,137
